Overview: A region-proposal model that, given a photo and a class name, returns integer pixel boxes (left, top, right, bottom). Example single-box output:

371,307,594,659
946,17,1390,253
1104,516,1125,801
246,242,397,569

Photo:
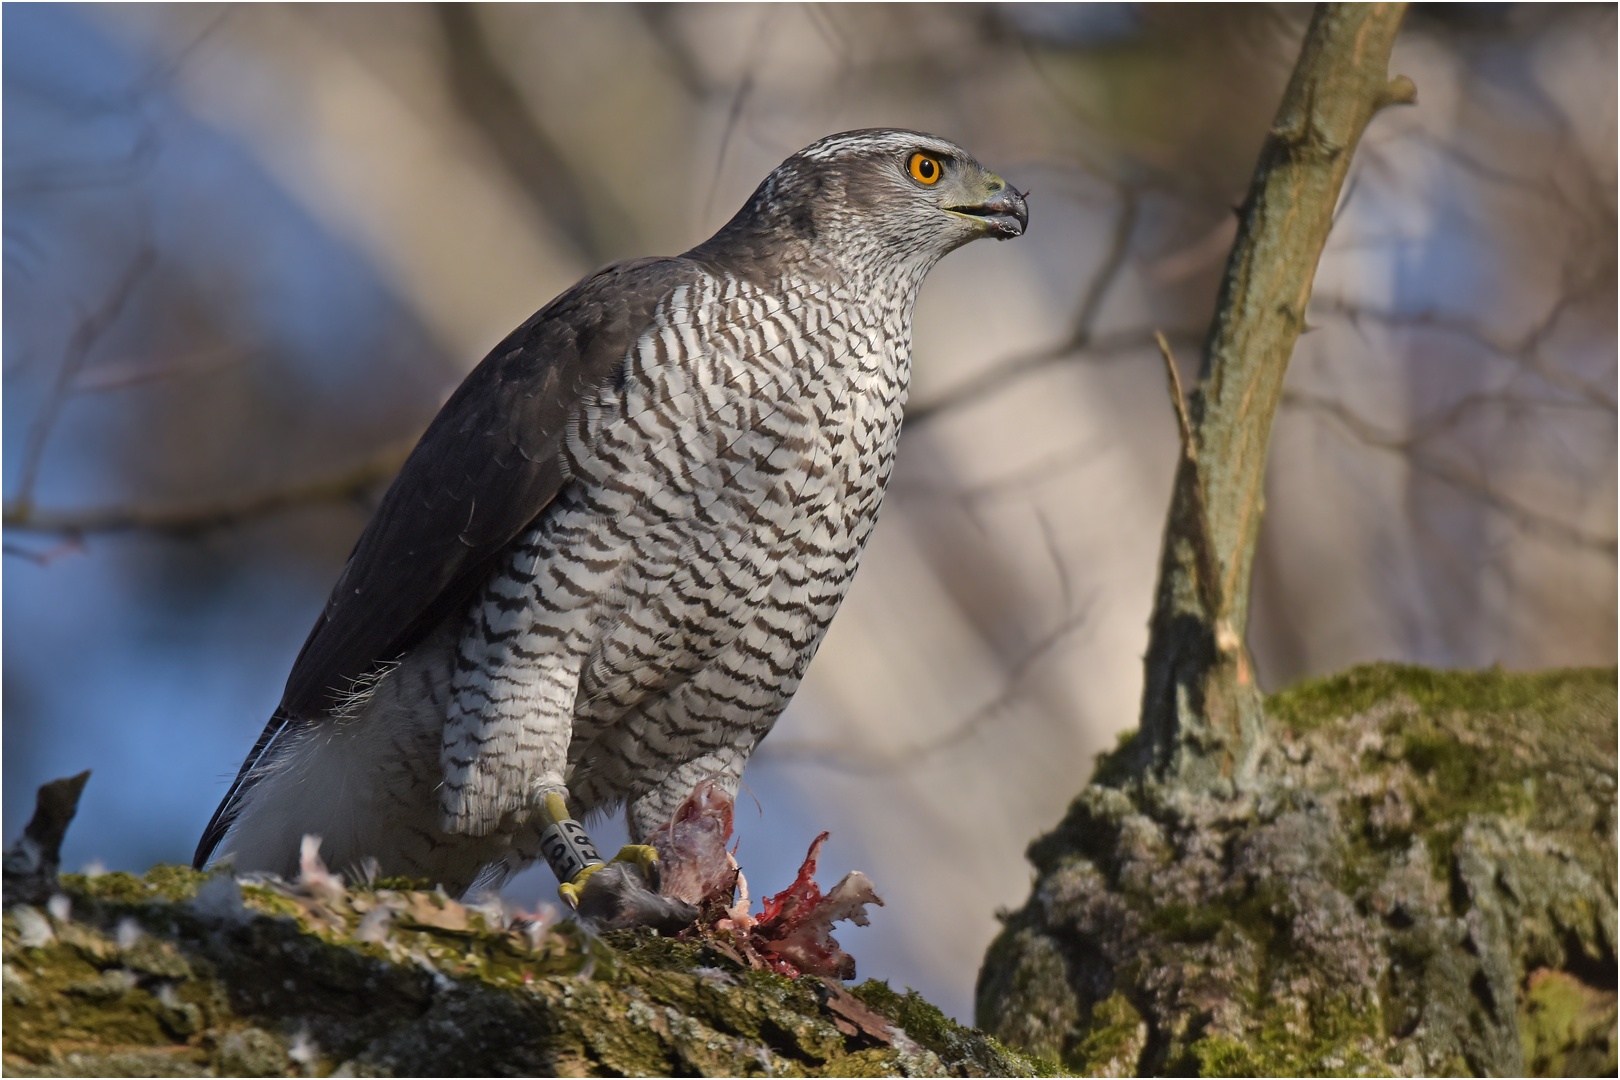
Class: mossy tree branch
1127,2,1416,790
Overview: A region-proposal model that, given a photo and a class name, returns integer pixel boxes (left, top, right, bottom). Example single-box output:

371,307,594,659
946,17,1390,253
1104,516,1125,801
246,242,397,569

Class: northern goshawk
196,129,1027,902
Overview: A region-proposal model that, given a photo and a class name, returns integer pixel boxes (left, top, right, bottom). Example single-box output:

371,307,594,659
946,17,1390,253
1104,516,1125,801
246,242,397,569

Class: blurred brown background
5,3,1613,1020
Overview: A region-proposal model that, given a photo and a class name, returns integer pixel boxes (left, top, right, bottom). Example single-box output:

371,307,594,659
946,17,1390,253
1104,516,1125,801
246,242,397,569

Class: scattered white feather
13,907,53,947
189,874,249,923
116,918,144,950
298,835,346,903
289,1028,321,1068
355,907,393,944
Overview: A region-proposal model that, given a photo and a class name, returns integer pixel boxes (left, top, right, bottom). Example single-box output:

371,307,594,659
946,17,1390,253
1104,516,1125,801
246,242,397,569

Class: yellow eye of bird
908,152,941,185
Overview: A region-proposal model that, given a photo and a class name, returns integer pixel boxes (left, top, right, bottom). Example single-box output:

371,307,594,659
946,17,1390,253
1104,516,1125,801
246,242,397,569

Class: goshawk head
692,129,1028,282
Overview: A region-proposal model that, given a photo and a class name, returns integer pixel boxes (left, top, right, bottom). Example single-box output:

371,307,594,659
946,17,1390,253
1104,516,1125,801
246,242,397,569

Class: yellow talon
541,793,661,907
555,845,661,908
557,862,607,908
612,844,659,875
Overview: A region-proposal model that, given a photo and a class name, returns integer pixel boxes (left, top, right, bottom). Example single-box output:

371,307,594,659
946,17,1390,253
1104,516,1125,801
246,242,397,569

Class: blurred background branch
3,439,412,538
435,3,637,266
11,244,155,518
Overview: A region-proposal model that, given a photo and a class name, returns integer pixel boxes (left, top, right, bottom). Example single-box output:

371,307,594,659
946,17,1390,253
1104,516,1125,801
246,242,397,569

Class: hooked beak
947,181,1028,240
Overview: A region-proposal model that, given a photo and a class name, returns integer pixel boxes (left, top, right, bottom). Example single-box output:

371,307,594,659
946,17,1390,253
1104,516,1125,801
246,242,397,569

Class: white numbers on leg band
540,819,604,883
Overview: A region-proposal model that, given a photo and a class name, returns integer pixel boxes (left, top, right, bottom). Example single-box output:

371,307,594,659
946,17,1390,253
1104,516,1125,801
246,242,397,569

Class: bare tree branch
700,8,775,230
1064,186,1141,352
11,245,155,516
435,3,634,265
2,536,86,566
73,345,250,393
756,598,1094,775
1035,506,1074,620
631,5,711,98
1314,295,1616,412
1155,331,1194,447
896,436,1109,507
4,8,229,198
2,440,414,541
1282,389,1616,554
905,187,1147,427
905,326,1203,428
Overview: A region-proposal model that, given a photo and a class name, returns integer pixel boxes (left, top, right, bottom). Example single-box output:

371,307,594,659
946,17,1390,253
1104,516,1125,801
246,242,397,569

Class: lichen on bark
3,863,1050,1077
976,664,1618,1077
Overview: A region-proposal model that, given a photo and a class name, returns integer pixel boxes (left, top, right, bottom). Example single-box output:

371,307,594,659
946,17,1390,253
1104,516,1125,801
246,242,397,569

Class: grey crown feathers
197,128,1028,896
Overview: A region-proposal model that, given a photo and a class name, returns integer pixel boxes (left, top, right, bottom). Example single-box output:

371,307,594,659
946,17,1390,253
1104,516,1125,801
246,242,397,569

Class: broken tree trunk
1123,2,1416,793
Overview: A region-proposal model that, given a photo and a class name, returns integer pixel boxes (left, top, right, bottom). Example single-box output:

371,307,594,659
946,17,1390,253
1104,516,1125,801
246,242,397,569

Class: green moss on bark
1520,968,1619,1077
4,865,1046,1077
850,980,1060,1078
978,664,1617,1077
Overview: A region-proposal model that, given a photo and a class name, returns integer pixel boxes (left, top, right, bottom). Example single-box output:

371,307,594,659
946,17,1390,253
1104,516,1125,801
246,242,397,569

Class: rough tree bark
976,4,1617,1077
978,664,1616,1076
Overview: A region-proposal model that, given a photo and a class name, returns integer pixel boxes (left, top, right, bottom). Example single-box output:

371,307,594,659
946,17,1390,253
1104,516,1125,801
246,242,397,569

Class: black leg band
540,818,604,883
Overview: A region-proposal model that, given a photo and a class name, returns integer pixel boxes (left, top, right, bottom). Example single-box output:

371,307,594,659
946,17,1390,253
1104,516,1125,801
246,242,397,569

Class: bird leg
537,791,659,908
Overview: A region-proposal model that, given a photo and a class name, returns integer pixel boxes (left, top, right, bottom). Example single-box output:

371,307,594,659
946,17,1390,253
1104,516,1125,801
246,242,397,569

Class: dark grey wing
195,256,694,868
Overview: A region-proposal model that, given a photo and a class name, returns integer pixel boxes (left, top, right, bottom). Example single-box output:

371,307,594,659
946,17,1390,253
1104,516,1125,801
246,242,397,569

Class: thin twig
1035,507,1074,619
1064,186,1140,353
756,599,1094,775
1281,389,1615,554
1314,295,1615,412
631,6,709,97
701,7,775,230
3,536,86,566
12,245,155,514
906,327,1202,427
1156,330,1224,621
904,186,1158,426
435,4,629,264
74,346,250,393
897,436,1109,505
1156,331,1194,453
2,439,415,538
